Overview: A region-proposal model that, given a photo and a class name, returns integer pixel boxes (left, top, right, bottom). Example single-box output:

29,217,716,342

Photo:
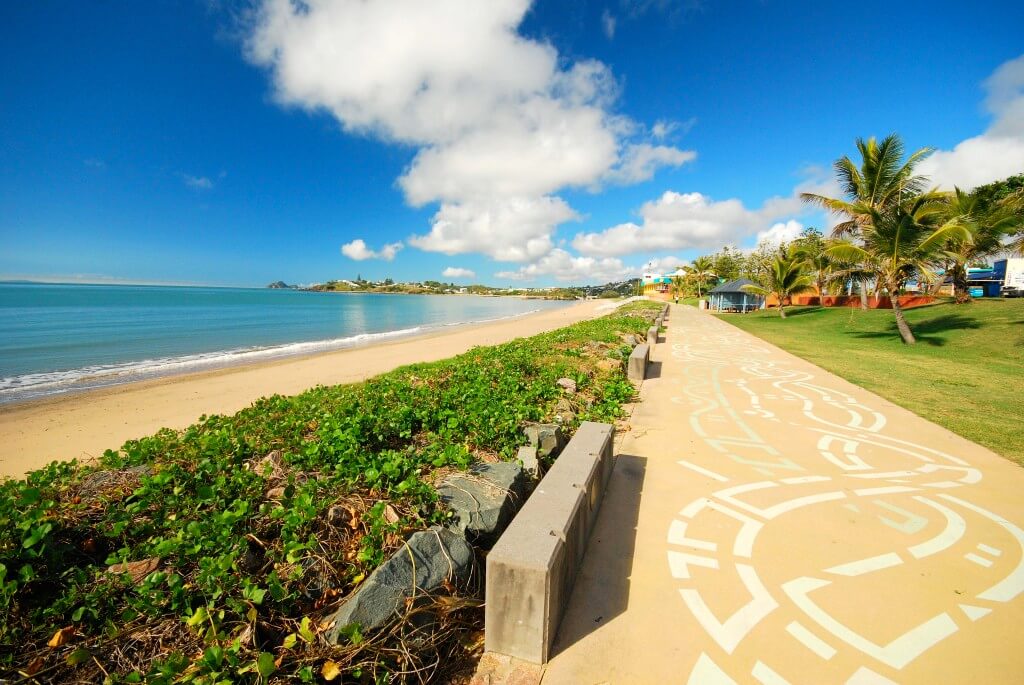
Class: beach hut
708,278,763,313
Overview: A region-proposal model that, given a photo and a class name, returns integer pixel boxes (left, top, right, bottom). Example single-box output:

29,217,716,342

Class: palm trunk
860,279,869,310
952,264,970,304
891,291,916,344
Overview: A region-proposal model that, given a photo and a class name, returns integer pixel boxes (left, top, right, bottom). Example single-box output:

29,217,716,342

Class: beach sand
0,299,611,479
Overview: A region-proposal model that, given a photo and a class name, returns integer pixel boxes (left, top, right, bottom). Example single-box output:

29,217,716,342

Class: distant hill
266,280,296,289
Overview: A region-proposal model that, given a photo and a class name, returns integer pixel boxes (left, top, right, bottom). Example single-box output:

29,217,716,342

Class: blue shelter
708,278,764,313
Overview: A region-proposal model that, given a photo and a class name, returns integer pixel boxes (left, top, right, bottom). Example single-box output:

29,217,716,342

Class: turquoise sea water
0,284,570,404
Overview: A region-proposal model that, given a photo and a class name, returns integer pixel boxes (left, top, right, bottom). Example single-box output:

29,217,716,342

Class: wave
0,325,425,404
0,306,551,405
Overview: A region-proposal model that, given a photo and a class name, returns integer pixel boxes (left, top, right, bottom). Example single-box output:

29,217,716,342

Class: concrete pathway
543,305,1024,684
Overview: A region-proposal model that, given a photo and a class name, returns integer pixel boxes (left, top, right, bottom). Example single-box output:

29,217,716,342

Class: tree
671,274,686,302
801,134,934,310
741,249,815,318
710,247,742,281
827,194,969,344
791,227,834,301
940,187,1021,303
685,256,717,297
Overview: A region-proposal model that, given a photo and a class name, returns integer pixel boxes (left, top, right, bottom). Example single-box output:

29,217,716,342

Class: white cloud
182,174,214,190
651,117,696,140
641,255,689,274
442,266,475,279
246,0,691,264
605,144,696,184
495,248,634,283
601,9,616,39
919,54,1024,190
572,173,836,257
340,239,403,261
409,196,577,262
756,220,804,246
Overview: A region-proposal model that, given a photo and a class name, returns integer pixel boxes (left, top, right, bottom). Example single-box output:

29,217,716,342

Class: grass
0,301,663,684
716,298,1024,465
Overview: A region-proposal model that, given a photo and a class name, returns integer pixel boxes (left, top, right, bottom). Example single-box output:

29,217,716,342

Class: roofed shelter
708,278,763,313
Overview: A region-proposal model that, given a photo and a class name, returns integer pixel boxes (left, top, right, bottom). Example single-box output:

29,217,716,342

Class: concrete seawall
484,421,615,663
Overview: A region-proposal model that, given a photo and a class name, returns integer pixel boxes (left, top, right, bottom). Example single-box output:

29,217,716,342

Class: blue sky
2,0,1023,287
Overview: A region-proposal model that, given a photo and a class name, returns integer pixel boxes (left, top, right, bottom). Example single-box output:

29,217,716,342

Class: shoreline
0,299,609,479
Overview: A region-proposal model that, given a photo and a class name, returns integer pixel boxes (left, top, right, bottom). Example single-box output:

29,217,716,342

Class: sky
1,0,1023,288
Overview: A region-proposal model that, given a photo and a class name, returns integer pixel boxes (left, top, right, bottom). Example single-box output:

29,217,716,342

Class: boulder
523,423,565,459
553,398,576,426
555,377,577,394
327,527,474,640
438,462,528,546
517,445,540,478
597,358,622,372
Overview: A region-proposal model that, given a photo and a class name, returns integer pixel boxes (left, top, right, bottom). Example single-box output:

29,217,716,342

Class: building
641,268,687,301
708,278,764,312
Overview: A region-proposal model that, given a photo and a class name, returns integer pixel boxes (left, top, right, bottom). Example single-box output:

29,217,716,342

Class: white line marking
978,543,1002,557
780,475,831,484
704,501,764,557
687,653,738,685
752,661,791,685
668,520,717,551
759,491,847,519
909,497,966,560
680,564,778,654
782,576,958,669
940,494,1024,603
845,666,899,684
677,459,730,482
826,552,903,577
668,550,718,579
966,553,994,568
853,486,918,497
785,621,836,660
873,500,928,535
959,604,991,621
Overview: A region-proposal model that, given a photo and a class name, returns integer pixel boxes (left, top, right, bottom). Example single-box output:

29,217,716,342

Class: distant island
266,277,641,300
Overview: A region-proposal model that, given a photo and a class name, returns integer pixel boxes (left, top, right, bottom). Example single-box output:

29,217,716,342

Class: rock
327,527,474,639
620,333,638,347
471,652,544,685
438,462,528,546
555,377,577,394
265,487,286,500
553,398,576,426
327,505,353,528
523,423,565,459
517,445,540,478
597,358,621,372
107,557,161,584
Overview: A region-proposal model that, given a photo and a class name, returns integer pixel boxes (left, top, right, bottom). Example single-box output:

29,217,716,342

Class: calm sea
0,284,570,404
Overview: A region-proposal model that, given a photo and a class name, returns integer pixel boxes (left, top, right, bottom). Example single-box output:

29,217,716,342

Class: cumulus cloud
641,255,689,274
756,220,804,246
495,248,635,283
606,144,696,184
182,174,214,190
409,196,577,262
918,54,1024,190
601,9,616,39
442,266,475,279
246,0,692,264
572,174,836,257
340,239,403,261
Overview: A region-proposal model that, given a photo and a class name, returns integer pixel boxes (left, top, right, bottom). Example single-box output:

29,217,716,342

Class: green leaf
66,648,91,666
282,633,297,649
256,652,276,679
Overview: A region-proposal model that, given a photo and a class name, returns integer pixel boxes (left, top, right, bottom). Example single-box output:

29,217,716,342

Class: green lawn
715,299,1024,465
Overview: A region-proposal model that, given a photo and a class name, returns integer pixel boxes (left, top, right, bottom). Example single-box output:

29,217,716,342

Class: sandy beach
0,299,610,479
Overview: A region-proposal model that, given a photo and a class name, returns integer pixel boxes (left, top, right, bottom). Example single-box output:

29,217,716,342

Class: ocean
0,283,571,404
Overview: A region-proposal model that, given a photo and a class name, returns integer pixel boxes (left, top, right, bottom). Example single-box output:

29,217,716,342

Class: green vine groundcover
0,300,661,684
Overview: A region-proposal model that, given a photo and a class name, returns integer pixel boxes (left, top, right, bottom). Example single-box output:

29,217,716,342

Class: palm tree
941,188,1021,303
685,256,716,298
827,194,969,344
802,134,933,309
791,228,833,303
671,274,686,302
741,249,815,318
